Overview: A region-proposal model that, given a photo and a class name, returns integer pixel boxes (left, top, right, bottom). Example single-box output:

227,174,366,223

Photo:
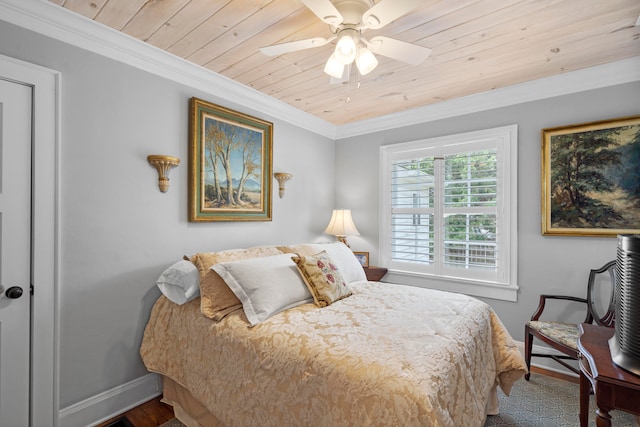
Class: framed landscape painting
189,97,273,222
541,115,640,236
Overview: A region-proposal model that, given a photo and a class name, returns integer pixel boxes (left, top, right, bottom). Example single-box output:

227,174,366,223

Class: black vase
609,234,640,376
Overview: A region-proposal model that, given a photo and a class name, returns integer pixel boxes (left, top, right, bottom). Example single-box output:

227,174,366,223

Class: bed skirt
162,376,223,427
161,374,502,427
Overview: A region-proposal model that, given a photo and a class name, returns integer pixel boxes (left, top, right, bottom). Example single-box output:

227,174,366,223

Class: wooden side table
577,323,640,427
364,266,387,282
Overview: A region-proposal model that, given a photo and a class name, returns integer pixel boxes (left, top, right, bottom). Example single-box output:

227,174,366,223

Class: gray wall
0,21,335,408
335,81,640,341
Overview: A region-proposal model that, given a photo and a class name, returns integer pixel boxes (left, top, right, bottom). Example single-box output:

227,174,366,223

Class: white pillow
212,253,313,326
304,243,367,283
156,260,200,305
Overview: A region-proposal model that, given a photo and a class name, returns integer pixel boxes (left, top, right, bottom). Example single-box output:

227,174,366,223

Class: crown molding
337,56,640,139
2,1,639,141
0,0,337,138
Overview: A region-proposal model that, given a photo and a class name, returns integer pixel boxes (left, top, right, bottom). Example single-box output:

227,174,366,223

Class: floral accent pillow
284,243,367,283
292,251,352,307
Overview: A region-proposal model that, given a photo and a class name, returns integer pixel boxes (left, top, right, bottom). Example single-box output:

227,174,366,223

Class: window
380,125,518,301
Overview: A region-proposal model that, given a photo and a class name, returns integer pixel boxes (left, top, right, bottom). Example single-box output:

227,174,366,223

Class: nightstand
364,266,388,282
577,323,640,426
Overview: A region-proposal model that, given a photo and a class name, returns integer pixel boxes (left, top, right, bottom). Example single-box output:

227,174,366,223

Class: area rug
485,374,637,427
159,374,638,427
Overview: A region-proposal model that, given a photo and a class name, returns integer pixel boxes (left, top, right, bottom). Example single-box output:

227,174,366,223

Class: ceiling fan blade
365,36,431,65
300,0,343,26
260,37,333,57
362,0,422,29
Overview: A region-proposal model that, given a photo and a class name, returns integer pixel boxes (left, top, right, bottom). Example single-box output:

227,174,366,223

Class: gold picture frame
189,97,273,222
541,115,640,236
353,251,369,267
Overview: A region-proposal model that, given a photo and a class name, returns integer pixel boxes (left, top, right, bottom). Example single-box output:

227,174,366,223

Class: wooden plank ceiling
49,0,640,125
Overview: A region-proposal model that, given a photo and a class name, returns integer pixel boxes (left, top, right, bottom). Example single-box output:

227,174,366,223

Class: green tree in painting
550,129,623,227
618,130,640,196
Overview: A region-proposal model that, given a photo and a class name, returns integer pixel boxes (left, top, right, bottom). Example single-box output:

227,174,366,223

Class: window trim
379,125,518,302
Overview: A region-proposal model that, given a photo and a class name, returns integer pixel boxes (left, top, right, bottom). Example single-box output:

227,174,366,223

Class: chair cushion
527,321,580,350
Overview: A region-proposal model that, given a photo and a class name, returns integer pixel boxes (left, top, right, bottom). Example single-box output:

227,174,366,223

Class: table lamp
324,209,360,247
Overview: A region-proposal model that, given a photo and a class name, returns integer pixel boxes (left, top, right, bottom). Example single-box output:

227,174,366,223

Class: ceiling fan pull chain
346,64,352,103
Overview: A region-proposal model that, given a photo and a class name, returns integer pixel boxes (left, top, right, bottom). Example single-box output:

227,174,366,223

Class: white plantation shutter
442,150,497,271
390,157,435,265
380,125,518,301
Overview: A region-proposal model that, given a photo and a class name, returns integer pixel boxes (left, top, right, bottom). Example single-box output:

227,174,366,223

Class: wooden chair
524,260,617,380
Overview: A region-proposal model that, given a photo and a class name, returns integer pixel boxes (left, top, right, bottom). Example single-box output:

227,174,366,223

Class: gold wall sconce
273,172,292,198
148,155,180,193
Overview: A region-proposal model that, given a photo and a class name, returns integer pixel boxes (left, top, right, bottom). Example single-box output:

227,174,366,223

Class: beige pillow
292,251,352,307
192,246,284,320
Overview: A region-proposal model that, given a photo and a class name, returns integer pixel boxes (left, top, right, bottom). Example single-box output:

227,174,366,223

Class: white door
0,78,32,426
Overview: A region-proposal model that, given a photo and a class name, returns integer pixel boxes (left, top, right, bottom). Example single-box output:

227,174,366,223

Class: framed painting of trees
542,115,640,236
189,97,272,222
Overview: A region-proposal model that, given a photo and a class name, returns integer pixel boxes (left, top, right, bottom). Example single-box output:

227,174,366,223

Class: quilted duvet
140,281,526,427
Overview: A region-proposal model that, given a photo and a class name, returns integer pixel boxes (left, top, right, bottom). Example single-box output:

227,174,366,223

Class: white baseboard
514,340,579,378
59,373,162,427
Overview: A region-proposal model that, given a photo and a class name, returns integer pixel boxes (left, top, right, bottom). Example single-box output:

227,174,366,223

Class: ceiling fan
260,0,432,79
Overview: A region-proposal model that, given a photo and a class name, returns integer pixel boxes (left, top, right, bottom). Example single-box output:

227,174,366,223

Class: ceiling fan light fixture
355,47,378,75
261,0,432,83
334,29,358,64
324,54,345,78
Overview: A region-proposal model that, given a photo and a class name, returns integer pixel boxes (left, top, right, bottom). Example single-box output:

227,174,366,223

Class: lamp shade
324,54,345,78
324,209,360,237
334,31,357,64
355,47,378,75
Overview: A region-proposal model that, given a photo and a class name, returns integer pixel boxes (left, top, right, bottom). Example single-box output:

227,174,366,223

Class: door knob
5,286,23,299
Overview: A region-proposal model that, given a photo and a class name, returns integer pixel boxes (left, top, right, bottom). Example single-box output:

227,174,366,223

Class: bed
140,243,527,427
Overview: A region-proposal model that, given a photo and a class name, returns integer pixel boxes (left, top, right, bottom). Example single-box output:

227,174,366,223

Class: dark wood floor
97,366,576,427
95,396,175,427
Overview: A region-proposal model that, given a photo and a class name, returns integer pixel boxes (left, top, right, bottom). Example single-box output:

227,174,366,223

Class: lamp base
336,236,350,247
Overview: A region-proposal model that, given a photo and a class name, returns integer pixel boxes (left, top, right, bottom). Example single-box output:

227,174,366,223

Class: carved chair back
586,260,617,328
